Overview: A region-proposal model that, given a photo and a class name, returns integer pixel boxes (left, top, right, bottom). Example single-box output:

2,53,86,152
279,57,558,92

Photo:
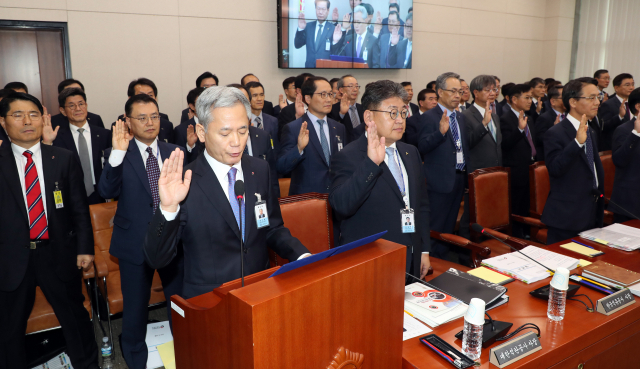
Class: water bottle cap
550,267,570,291
103,337,109,342
464,298,486,325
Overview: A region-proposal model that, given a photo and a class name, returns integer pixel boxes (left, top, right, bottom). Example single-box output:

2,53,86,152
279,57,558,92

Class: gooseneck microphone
235,180,245,287
592,189,640,222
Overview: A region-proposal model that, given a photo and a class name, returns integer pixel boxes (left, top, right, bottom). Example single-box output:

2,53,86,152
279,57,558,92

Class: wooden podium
170,239,406,368
316,59,369,68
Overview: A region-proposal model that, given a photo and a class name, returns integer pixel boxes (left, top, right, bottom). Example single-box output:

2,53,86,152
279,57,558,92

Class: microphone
336,40,351,58
591,188,640,221
234,180,245,287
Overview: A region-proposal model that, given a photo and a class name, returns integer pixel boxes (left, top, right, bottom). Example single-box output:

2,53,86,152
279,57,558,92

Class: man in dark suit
245,81,280,155
331,5,378,67
240,74,275,116
498,82,514,113
0,89,15,146
274,76,297,118
464,75,502,173
0,92,98,369
294,0,337,68
401,82,420,117
329,75,365,143
542,79,605,243
143,86,310,299
180,72,218,124
112,78,175,144
403,89,438,147
533,85,565,160
458,79,472,111
594,69,610,102
599,73,634,151
51,79,104,129
371,12,406,69
610,88,640,223
492,76,503,117
278,77,346,195
330,80,430,277
45,88,112,205
174,87,205,151
418,72,469,261
397,14,413,68
527,77,545,124
278,73,314,135
380,2,405,37
500,84,538,238
99,95,184,369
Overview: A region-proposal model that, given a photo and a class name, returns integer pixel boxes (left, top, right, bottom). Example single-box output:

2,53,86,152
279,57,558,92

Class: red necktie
406,105,412,117
23,151,49,240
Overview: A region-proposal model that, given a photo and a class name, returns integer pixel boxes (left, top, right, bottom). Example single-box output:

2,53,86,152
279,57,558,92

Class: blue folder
269,231,388,278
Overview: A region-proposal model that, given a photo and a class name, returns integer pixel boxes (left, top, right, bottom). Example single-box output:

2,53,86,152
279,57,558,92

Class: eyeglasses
483,88,500,94
461,87,470,92
370,108,408,120
344,85,361,90
65,102,86,110
9,112,42,122
441,89,464,96
576,95,602,102
129,114,161,124
313,91,336,99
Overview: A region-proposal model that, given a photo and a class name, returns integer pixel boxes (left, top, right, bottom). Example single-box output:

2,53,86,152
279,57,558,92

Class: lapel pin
406,152,409,155
256,134,259,137
52,156,55,159
252,172,255,175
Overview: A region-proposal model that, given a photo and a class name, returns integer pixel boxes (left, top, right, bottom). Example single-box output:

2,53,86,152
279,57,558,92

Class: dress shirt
567,113,599,187
438,103,465,153
300,111,331,155
69,121,95,184
617,94,628,120
108,137,163,171
510,105,527,133
532,97,538,106
405,104,413,118
12,142,48,218
404,40,412,67
473,102,496,134
339,104,357,120
355,29,369,58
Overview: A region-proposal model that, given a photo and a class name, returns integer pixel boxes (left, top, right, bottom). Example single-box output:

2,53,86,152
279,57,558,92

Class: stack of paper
468,266,515,285
404,282,468,328
403,312,432,341
481,246,579,284
579,224,640,251
146,321,173,369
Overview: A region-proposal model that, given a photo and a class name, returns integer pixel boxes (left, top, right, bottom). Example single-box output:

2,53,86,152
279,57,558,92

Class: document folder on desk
269,231,387,278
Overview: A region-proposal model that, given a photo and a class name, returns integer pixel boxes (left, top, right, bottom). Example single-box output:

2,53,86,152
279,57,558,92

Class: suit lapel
0,146,29,222
90,128,103,180
304,114,328,167
328,120,339,154
125,143,152,197
242,156,256,241
158,141,174,163
397,142,417,206
59,127,78,155
40,145,58,218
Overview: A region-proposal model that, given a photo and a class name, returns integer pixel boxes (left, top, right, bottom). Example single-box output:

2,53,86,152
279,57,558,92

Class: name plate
596,288,636,315
489,332,541,368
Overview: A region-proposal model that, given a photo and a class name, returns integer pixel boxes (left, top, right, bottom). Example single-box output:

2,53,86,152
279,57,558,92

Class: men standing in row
418,72,469,261
542,79,604,243
240,74,275,116
372,11,406,68
174,87,205,151
278,73,314,134
330,5,377,66
278,77,346,195
99,95,184,369
51,79,104,129
295,0,336,68
330,75,364,142
245,81,280,154
533,85,565,160
330,80,430,278
599,73,634,151
464,75,502,174
275,76,297,118
458,79,471,111
180,72,218,124
403,89,437,147
594,69,610,101
401,82,419,116
0,92,98,369
528,77,545,123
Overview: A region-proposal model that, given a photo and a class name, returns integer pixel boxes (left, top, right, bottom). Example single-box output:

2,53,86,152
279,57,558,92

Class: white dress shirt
300,111,330,155
473,102,496,135
12,142,48,218
69,121,95,185
251,112,263,129
404,40,412,67
108,137,163,171
617,94,628,120
567,113,599,187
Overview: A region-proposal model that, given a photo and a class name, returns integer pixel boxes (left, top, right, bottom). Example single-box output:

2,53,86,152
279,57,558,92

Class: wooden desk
403,220,640,368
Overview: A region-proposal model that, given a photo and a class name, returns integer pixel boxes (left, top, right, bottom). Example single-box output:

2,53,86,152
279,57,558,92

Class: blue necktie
585,130,597,189
356,35,363,58
449,112,465,170
228,167,245,240
385,147,405,195
317,119,331,165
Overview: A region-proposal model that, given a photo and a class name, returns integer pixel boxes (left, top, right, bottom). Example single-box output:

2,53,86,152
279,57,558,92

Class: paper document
31,352,73,369
157,341,176,369
403,312,432,340
146,321,173,369
629,282,640,298
560,242,603,257
580,224,640,251
467,267,514,285
404,282,467,327
481,246,579,284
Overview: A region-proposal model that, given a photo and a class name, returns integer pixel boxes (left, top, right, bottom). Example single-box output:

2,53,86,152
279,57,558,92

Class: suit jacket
500,109,537,187
258,113,280,155
98,141,184,265
277,113,346,195
403,114,422,147
294,21,337,68
0,144,93,291
180,108,189,125
247,126,280,197
409,103,420,117
273,102,290,118
174,118,196,151
0,126,8,148
329,102,365,143
277,103,298,141
372,33,406,68
463,104,502,173
113,114,175,144
262,100,275,117
333,29,377,66
599,97,631,151
330,135,429,273
380,18,405,37
143,154,309,299
418,105,470,194
52,112,104,129
51,122,112,202
588,115,605,151
527,100,544,124
610,119,640,217
532,109,560,161
541,118,604,231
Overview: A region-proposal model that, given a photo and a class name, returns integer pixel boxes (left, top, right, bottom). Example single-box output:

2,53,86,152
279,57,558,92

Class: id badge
326,39,330,51
363,49,368,61
53,182,64,209
337,136,343,151
401,208,415,233
254,193,269,229
456,151,464,164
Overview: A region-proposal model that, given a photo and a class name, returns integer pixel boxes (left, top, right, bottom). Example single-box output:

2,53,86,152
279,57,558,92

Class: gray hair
361,80,408,110
353,5,368,21
195,86,251,131
469,75,497,99
337,74,355,90
436,72,460,92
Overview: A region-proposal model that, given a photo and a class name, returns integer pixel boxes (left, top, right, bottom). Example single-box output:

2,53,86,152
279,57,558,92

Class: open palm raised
158,148,192,213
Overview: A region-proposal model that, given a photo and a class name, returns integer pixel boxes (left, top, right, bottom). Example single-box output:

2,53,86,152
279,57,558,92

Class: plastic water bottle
547,267,569,321
462,298,485,361
101,336,113,369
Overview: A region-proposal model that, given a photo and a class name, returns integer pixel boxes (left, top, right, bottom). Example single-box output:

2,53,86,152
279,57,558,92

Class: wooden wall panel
0,29,42,101
36,30,66,114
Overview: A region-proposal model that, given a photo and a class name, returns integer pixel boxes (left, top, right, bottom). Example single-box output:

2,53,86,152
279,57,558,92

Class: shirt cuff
186,142,195,152
108,149,127,167
620,115,625,120
575,138,585,148
633,129,640,137
160,205,180,221
339,113,346,119
422,252,429,255
518,127,525,133
297,253,312,260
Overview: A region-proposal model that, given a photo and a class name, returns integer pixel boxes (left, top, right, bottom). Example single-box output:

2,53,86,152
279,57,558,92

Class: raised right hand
279,94,287,109
112,119,133,151
339,93,350,115
554,113,561,125
439,110,450,135
619,98,627,119
186,124,198,147
333,22,343,44
367,121,386,166
373,12,382,34
517,111,528,130
295,92,306,119
482,101,492,126
298,12,307,30
297,121,310,153
390,27,400,46
576,114,588,144
158,148,192,213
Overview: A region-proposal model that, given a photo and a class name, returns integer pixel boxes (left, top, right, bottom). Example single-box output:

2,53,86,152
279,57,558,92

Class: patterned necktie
449,112,465,170
255,116,263,130
348,104,361,128
406,105,412,117
488,118,496,141
317,119,331,165
585,130,597,189
490,102,496,114
145,147,161,214
625,102,630,118
315,23,324,49
385,147,405,195
560,113,566,120
23,151,49,240
356,35,363,58
524,125,537,157
76,128,94,196
228,167,245,240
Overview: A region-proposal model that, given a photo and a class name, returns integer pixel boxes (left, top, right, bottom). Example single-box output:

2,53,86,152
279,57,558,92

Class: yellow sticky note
468,267,512,284
577,259,592,267
157,340,176,369
594,238,609,245
560,242,600,257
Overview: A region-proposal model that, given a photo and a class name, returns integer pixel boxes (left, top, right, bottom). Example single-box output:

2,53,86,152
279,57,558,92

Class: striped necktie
449,112,465,170
23,150,49,240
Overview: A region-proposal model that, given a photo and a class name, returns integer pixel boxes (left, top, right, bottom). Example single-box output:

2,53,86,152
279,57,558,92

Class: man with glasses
330,75,365,143
599,73,634,151
371,11,406,69
180,72,218,124
99,94,184,369
594,69,610,102
51,79,105,129
418,72,470,262
295,0,337,68
330,80,431,278
542,79,604,243
44,88,112,205
278,77,346,195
